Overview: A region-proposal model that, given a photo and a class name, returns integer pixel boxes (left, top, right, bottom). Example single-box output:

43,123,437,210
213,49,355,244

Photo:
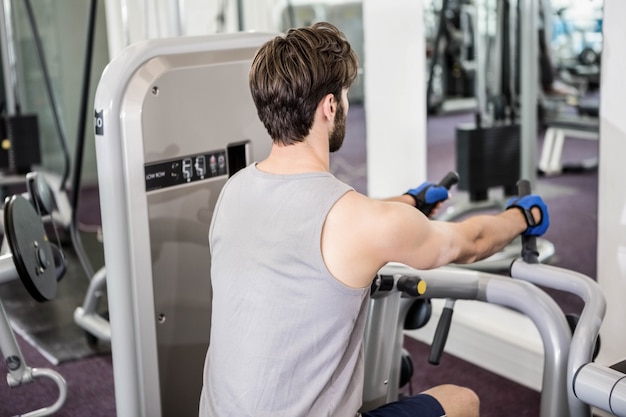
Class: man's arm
364,197,536,269
321,191,545,289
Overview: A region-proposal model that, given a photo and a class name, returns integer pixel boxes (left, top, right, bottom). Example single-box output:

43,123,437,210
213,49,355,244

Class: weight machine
91,31,622,417
363,180,623,417
0,175,68,416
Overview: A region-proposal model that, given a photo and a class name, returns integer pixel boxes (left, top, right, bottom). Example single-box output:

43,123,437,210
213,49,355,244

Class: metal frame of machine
93,33,273,417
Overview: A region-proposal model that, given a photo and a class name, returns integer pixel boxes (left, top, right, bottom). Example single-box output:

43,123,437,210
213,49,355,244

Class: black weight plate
29,173,55,215
4,194,56,302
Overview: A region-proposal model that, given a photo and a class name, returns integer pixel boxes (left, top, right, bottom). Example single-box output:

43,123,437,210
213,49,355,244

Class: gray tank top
199,163,369,417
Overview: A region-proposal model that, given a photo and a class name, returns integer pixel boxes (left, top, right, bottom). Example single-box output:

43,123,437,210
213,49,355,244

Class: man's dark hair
249,22,359,145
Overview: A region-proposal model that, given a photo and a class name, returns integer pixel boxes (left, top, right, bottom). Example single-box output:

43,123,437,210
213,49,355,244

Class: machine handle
396,275,426,297
517,179,540,264
421,171,460,217
428,299,456,365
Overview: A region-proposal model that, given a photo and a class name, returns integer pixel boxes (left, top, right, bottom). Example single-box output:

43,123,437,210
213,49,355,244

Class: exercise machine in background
0,176,68,417
537,2,602,178
424,0,477,114
0,0,73,233
433,0,555,271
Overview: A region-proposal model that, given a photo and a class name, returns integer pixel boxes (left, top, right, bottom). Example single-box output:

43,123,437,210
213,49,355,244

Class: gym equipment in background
425,0,476,114
536,5,601,178
91,33,274,417
536,4,601,178
435,0,555,271
551,5,602,90
0,190,68,416
0,0,74,236
538,114,599,176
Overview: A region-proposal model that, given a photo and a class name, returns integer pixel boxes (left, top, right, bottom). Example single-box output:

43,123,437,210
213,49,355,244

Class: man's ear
321,93,336,121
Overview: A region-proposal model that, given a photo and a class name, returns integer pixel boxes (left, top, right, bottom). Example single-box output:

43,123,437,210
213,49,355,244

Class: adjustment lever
428,299,455,365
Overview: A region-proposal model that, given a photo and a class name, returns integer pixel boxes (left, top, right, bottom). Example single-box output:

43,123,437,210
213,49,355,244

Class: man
199,22,548,417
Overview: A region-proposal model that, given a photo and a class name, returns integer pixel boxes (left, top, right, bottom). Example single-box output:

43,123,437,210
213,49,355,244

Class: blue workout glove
505,195,550,236
405,182,449,215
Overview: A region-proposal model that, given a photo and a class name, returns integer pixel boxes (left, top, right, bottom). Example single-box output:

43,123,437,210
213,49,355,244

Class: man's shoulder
329,191,386,225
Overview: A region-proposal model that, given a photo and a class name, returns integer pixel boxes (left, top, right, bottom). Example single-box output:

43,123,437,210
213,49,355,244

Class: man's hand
405,182,450,217
505,195,550,236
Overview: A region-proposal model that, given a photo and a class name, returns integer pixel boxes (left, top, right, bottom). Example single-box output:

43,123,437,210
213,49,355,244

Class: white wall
596,0,626,366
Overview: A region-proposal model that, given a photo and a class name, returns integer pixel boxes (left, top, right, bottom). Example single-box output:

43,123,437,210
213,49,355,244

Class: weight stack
455,122,520,202
2,114,42,174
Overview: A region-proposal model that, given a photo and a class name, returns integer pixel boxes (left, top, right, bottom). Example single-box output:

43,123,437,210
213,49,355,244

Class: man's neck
257,139,330,175
258,99,336,175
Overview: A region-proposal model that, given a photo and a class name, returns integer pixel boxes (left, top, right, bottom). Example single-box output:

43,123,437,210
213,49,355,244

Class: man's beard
329,100,346,153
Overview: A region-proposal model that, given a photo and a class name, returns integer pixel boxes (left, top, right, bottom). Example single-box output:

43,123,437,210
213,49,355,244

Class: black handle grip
517,179,531,196
517,179,539,264
396,275,426,297
438,171,460,189
428,301,455,365
421,171,460,217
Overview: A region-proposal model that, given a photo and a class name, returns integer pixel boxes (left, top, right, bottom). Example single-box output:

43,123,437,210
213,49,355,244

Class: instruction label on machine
144,150,227,191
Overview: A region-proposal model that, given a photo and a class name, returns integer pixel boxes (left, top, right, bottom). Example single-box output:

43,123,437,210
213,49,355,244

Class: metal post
0,0,18,114
0,253,15,284
519,0,538,184
474,2,487,122
237,0,244,31
0,298,27,384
